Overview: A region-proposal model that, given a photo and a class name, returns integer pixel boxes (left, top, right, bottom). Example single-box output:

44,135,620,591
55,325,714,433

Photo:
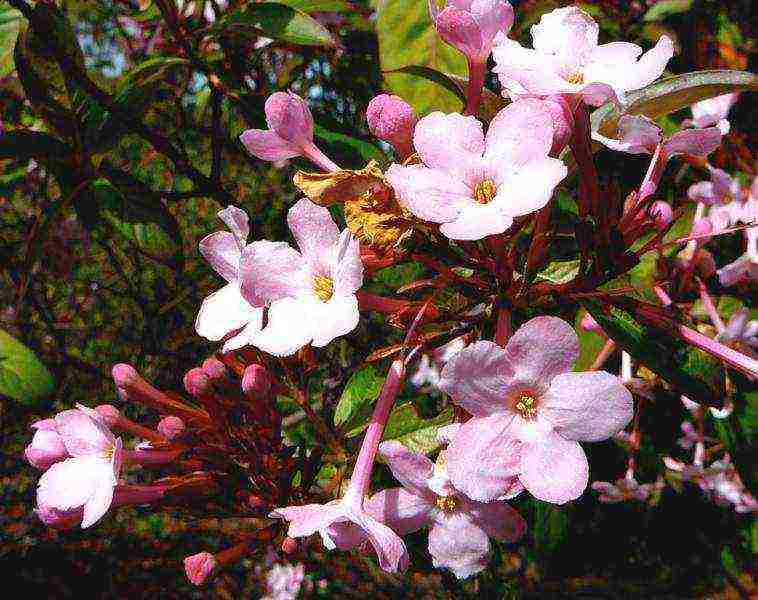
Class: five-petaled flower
35,405,123,528
239,198,363,356
492,5,673,105
439,316,634,504
385,99,567,240
365,440,525,578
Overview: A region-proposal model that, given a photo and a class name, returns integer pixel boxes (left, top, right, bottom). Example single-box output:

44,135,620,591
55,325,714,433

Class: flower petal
439,201,514,240
519,431,589,504
444,414,522,502
385,164,469,223
470,0,514,45
217,205,249,247
542,371,634,442
467,499,526,543
435,7,484,59
428,514,490,579
287,198,340,260
240,129,302,162
81,476,116,528
504,316,579,384
413,112,485,173
439,340,515,417
271,502,345,540
195,282,263,342
365,487,433,535
663,128,722,158
378,440,435,497
531,6,598,60
626,35,674,91
345,508,410,573
494,157,567,218
309,294,360,348
252,297,314,357
484,99,554,165
55,409,114,457
199,231,240,282
239,240,309,306
331,230,363,296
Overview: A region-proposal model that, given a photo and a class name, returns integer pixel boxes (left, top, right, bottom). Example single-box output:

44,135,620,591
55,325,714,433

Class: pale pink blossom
492,6,673,105
24,418,68,470
718,308,758,350
363,441,525,578
386,100,567,240
681,395,733,419
717,227,758,287
237,199,363,356
271,360,409,573
439,316,634,504
184,551,216,586
429,0,515,63
240,92,338,171
591,475,656,503
366,94,416,159
688,167,743,207
36,405,123,528
262,563,306,600
684,93,739,134
196,205,265,353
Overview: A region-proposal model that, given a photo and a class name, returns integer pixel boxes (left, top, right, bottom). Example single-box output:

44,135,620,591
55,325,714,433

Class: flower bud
157,415,185,441
24,428,68,470
281,537,298,554
184,368,213,398
242,364,273,399
649,201,673,231
432,0,514,63
94,404,121,428
579,313,605,336
264,91,313,146
201,357,228,382
184,551,216,586
366,94,416,158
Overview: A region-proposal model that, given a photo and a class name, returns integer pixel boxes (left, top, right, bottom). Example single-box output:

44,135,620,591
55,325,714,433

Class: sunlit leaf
0,329,55,404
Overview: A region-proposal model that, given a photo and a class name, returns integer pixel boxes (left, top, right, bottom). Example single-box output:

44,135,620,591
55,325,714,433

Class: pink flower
591,476,655,503
262,563,306,600
688,167,743,207
24,419,68,470
717,227,758,287
196,205,265,353
238,199,363,356
429,0,514,63
685,93,739,134
719,308,758,350
364,441,525,578
439,316,633,504
184,551,216,586
240,92,338,172
410,336,467,390
366,94,416,159
36,405,123,528
492,6,673,106
385,100,567,240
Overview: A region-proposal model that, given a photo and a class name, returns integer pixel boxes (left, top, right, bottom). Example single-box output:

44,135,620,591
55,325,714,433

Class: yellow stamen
565,72,585,85
313,275,334,302
436,495,458,513
515,393,538,420
474,179,497,204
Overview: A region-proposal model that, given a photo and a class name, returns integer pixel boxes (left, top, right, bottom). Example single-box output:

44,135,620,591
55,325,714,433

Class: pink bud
649,201,673,231
432,0,514,62
281,537,298,554
157,415,185,440
202,357,228,382
184,368,212,398
24,428,68,470
264,91,313,146
580,313,604,336
366,94,416,158
242,364,273,398
184,551,216,586
94,404,121,428
112,363,139,388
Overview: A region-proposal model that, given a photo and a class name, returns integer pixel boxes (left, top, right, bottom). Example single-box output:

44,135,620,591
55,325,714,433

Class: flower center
313,275,334,302
436,495,458,513
473,179,497,204
515,392,538,420
565,71,584,85
103,444,115,460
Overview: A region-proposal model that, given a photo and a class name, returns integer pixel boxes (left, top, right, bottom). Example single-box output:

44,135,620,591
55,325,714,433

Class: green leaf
582,299,719,406
382,404,453,455
535,259,581,285
313,123,385,167
574,310,607,372
0,6,22,78
216,2,335,47
384,65,467,107
643,0,692,22
334,365,385,430
0,329,55,404
376,0,467,114
274,0,352,13
532,500,571,558
592,70,758,138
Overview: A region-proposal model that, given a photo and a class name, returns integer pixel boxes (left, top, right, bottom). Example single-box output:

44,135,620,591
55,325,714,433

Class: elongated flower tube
271,359,410,573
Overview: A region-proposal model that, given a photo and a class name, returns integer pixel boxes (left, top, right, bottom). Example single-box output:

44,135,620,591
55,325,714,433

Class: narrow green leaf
274,0,352,13
592,70,758,138
216,3,335,47
535,259,581,285
643,0,692,22
376,0,467,114
334,365,385,429
384,65,467,107
0,329,55,404
313,124,385,167
382,404,453,455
